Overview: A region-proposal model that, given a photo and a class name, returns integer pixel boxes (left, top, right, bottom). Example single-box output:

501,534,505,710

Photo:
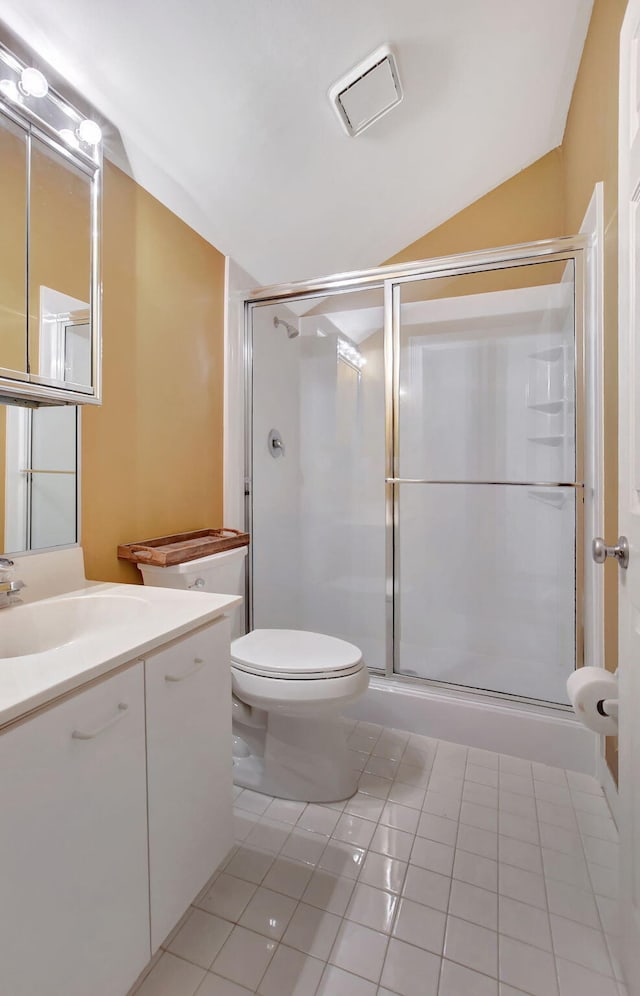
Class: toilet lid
231,629,363,679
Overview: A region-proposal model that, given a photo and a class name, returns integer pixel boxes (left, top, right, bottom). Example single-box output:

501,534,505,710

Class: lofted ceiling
0,1,593,286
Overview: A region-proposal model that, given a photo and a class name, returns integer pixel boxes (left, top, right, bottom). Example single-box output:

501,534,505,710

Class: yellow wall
385,0,626,778
28,139,91,376
0,118,90,377
81,162,225,584
0,117,28,373
386,148,566,265
0,404,5,541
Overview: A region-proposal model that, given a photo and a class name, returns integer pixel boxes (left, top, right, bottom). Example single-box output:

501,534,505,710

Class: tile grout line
321,722,422,993
531,763,562,996
433,741,462,996
155,722,620,996
376,731,435,994
232,787,616,940
573,781,620,984
330,719,394,993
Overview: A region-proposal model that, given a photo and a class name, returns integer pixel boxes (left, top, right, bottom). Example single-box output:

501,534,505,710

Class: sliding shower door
247,239,587,706
250,290,387,671
391,258,581,704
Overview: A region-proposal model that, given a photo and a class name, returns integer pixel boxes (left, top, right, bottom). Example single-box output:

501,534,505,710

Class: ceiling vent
329,44,403,137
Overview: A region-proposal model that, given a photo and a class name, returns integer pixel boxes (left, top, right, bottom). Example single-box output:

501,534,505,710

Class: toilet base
232,711,359,803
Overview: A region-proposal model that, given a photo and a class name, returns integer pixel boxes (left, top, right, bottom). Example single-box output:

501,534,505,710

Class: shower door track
244,235,590,712
364,668,577,713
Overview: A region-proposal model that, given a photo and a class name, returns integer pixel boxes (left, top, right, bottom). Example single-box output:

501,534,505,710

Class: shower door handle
592,536,629,569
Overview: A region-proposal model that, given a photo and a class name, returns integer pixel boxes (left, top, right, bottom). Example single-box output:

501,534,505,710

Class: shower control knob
188,577,206,589
268,429,285,458
592,536,629,569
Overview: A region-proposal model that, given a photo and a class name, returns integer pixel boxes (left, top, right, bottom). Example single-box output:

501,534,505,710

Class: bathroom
0,1,635,994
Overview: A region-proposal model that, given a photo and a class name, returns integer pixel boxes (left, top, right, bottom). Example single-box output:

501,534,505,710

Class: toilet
137,548,369,802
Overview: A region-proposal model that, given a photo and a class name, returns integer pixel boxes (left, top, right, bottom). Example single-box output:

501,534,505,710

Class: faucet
0,557,26,608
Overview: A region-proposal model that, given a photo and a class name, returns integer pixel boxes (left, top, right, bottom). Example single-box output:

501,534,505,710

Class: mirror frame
0,42,101,408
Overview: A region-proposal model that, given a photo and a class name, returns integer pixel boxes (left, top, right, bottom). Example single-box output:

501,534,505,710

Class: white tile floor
132,721,626,996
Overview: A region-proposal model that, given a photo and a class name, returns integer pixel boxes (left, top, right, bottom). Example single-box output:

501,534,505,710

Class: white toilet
138,548,369,802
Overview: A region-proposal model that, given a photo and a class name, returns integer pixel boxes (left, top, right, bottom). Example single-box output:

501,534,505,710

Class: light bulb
59,128,80,149
19,67,48,98
76,119,102,145
0,79,20,101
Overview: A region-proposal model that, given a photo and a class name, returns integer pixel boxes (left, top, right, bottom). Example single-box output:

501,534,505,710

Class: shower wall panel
251,296,387,671
251,304,302,629
297,329,386,670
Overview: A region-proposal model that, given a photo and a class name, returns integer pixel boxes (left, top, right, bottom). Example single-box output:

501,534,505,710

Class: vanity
0,553,239,996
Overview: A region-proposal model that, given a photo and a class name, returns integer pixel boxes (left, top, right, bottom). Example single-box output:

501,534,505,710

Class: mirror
29,137,93,391
0,402,79,554
0,108,95,396
0,42,101,408
0,113,27,378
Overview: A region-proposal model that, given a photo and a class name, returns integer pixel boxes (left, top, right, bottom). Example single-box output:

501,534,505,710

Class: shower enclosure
245,238,593,708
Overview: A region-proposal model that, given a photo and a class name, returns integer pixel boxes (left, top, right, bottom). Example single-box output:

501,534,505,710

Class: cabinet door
146,619,233,951
0,663,150,996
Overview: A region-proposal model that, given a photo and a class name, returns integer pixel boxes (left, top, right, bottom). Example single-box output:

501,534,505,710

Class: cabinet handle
72,703,128,740
165,657,206,683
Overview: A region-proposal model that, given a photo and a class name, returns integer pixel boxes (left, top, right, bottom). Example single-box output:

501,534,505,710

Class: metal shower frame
243,235,589,709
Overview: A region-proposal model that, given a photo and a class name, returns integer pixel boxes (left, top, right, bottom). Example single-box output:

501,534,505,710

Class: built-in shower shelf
527,489,567,508
527,399,566,414
528,346,565,362
527,434,565,446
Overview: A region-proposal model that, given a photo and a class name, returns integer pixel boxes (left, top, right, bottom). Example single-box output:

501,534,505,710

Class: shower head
273,316,299,339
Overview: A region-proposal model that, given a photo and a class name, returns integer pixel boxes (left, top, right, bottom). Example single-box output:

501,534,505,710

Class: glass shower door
250,289,387,671
392,259,581,704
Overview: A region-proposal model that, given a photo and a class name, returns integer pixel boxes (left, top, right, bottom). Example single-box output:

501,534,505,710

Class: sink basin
0,595,152,659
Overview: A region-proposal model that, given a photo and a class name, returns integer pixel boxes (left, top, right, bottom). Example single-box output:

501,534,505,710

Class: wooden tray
117,528,250,567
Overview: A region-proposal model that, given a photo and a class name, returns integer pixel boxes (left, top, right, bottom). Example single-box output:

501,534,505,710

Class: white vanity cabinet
145,618,234,951
0,663,150,996
0,607,235,995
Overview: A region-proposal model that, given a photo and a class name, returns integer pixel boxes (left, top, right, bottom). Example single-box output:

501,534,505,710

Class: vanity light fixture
0,40,102,169
59,120,101,149
76,118,102,146
19,67,48,98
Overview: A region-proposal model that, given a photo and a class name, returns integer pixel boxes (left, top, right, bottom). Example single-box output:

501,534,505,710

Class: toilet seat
232,660,369,715
231,628,364,680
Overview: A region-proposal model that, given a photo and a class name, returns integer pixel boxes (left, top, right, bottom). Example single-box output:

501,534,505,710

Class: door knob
592,536,629,569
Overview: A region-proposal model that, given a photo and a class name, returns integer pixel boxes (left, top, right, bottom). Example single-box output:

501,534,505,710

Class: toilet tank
137,547,247,638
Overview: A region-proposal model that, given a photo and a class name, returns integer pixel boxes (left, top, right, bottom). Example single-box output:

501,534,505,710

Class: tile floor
132,720,625,996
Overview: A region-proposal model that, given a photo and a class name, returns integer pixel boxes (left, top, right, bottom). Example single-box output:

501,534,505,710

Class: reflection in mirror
0,112,27,377
39,287,91,387
1,404,79,553
29,137,92,390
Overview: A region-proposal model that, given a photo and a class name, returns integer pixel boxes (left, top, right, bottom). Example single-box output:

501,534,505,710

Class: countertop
0,582,241,730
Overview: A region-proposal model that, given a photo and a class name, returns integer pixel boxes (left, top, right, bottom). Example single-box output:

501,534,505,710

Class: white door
619,2,640,989
0,664,150,996
145,619,234,951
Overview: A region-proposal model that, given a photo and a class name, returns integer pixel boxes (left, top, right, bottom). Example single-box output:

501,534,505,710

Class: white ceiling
0,0,593,286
